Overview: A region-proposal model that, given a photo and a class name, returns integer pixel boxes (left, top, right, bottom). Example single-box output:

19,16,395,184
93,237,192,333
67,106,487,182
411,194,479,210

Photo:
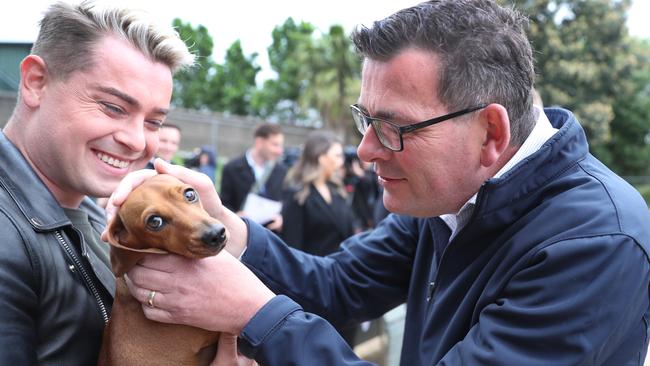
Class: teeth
97,152,130,169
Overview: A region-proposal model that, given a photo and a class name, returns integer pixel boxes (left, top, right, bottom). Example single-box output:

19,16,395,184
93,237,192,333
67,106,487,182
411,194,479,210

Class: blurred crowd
167,124,387,347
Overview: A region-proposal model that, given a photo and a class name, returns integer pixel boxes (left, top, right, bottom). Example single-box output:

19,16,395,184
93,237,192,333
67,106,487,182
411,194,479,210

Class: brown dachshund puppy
98,174,227,366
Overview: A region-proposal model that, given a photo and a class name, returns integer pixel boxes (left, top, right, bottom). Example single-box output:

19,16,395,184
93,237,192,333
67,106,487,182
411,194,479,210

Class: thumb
210,333,239,366
153,157,173,174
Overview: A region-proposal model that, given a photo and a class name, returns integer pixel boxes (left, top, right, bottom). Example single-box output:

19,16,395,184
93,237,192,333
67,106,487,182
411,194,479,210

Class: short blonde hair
31,0,194,80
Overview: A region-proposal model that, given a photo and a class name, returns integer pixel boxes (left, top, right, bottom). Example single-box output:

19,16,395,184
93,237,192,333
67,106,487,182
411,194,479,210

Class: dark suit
219,155,288,212
281,183,355,257
280,183,357,344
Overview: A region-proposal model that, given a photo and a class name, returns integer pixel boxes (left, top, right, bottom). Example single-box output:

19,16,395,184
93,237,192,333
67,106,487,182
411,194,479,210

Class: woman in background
281,131,357,345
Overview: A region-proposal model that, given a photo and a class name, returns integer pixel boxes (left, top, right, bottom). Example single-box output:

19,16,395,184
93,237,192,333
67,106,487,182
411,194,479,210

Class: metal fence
0,92,314,162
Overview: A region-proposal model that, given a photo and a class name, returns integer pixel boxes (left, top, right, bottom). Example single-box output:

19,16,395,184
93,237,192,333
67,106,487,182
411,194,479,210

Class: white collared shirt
440,106,558,241
245,150,266,182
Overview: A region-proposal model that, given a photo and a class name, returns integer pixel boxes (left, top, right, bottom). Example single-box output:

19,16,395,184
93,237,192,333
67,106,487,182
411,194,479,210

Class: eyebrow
356,103,397,120
96,86,169,116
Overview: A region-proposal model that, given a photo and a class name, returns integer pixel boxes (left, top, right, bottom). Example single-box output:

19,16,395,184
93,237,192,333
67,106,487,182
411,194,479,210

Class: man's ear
19,55,49,108
479,103,511,168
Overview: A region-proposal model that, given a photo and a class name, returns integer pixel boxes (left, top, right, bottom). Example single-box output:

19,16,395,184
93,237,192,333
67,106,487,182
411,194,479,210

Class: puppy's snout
201,223,227,249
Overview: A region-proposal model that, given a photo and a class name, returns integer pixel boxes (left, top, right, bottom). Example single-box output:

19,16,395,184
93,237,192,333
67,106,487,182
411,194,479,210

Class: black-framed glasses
350,104,487,152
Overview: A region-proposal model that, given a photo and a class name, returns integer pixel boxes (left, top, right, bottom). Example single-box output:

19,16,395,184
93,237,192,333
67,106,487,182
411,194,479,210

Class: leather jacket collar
0,131,104,231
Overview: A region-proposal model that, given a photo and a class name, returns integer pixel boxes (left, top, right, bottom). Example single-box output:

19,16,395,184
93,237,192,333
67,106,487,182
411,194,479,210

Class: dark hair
351,0,536,145
254,123,283,139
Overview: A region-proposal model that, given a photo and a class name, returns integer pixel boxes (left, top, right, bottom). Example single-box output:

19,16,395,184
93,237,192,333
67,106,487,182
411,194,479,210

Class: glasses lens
351,107,368,135
374,121,400,151
350,106,401,151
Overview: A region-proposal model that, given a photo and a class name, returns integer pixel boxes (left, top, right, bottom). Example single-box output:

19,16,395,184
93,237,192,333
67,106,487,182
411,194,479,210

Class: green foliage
172,3,650,159
171,19,215,109
251,18,315,122
208,40,260,115
507,0,634,143
502,0,650,175
251,18,362,141
296,24,361,140
171,19,260,114
596,39,650,176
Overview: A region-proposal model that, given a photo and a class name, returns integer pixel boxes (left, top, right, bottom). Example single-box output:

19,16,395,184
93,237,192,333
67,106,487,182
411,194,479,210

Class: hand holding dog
125,250,275,335
210,333,256,366
102,158,248,257
101,160,273,364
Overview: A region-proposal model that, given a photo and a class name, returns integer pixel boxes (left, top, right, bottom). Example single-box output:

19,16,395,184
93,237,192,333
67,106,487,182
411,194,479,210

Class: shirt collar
245,150,267,181
440,106,558,239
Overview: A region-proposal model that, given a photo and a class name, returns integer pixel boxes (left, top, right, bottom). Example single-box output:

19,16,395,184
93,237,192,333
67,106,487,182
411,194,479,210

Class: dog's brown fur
98,174,227,366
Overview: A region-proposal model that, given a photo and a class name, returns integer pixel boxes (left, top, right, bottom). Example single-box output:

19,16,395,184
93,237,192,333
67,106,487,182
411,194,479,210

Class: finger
124,274,162,303
110,168,158,208
138,253,188,273
154,159,223,216
157,159,215,190
125,257,182,293
101,169,157,240
141,303,175,324
211,333,239,366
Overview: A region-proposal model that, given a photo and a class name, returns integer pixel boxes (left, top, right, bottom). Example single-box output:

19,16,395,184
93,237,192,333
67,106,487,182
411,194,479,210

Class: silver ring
147,290,157,308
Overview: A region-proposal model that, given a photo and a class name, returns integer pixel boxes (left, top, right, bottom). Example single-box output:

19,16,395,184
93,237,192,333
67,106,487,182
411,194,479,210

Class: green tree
207,40,260,115
297,25,362,141
251,18,316,122
595,39,650,176
171,19,215,109
503,0,650,175
508,0,635,144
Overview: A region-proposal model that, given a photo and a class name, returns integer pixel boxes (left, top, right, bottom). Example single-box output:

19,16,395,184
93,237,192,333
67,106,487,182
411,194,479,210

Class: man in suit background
145,123,181,169
220,123,287,231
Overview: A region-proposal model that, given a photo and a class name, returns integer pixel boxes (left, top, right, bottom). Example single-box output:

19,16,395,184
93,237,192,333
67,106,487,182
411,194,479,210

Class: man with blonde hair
109,1,650,365
0,1,193,363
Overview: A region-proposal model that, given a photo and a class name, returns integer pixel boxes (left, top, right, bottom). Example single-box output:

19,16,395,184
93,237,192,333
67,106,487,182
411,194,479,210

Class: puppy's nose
201,223,227,248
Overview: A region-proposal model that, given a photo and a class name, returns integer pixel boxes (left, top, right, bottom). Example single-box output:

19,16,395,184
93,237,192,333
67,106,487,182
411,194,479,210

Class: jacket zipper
54,230,109,324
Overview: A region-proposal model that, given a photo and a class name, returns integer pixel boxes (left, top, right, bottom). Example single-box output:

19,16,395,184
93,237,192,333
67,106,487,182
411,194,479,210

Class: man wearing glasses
111,0,650,365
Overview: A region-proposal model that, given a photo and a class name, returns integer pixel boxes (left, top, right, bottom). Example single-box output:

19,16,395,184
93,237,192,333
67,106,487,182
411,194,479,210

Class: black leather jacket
0,132,115,365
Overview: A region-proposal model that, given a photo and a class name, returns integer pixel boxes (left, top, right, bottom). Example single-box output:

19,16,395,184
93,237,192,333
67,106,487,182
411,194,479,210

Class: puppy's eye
184,188,199,203
146,215,165,231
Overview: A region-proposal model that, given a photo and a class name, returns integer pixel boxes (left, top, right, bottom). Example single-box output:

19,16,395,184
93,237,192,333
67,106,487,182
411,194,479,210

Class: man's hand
264,214,283,232
101,158,249,257
210,333,257,366
125,250,275,335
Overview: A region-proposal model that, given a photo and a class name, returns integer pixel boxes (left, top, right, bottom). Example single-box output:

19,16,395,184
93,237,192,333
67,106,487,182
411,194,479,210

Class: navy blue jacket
239,108,650,365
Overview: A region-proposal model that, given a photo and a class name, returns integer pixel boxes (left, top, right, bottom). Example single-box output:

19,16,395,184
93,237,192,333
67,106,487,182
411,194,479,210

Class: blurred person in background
185,145,217,183
343,148,380,232
281,130,357,345
220,123,287,231
145,123,181,168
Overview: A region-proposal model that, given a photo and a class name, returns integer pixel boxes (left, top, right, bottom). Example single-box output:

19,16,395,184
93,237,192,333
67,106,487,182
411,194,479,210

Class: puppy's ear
109,246,144,278
106,214,144,277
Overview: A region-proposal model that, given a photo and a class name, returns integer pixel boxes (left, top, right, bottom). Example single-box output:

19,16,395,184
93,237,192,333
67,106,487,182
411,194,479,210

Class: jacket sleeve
438,235,650,365
238,295,373,365
0,213,39,365
239,216,420,364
